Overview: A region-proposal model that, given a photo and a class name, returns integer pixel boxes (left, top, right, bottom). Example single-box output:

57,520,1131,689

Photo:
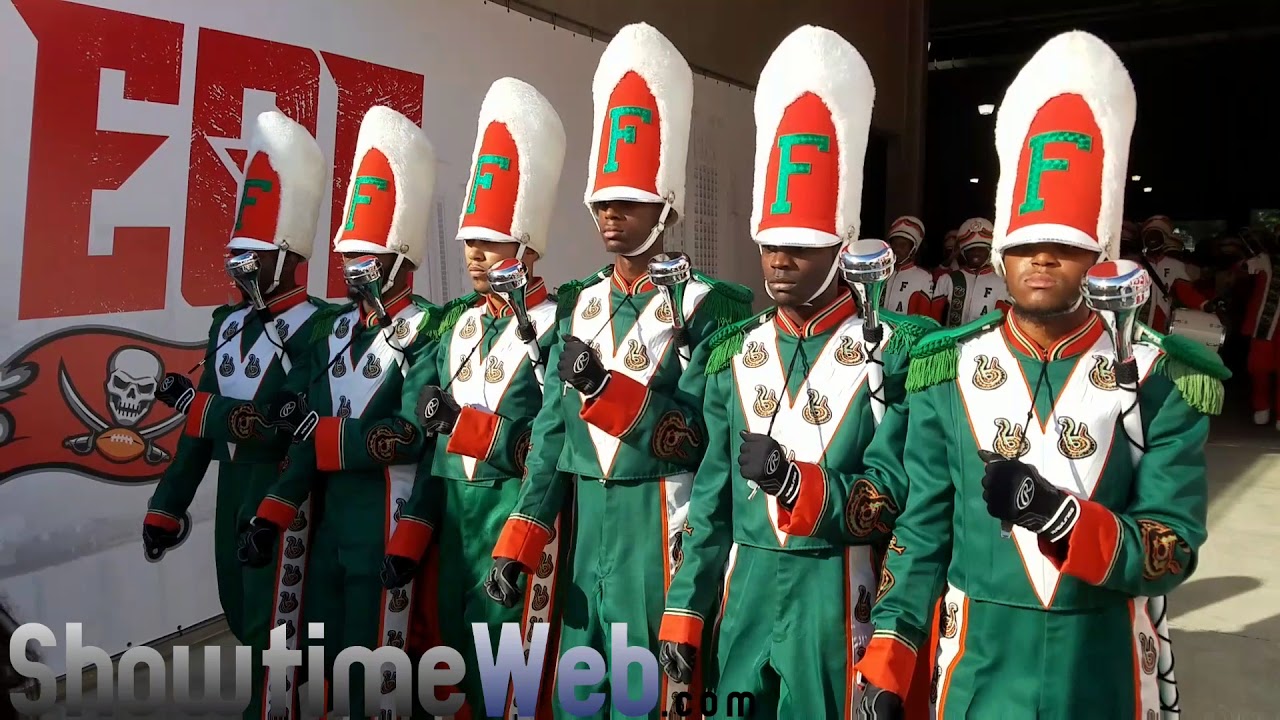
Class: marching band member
487,23,754,719
882,215,937,318
1137,215,1214,333
145,110,331,720
1240,228,1280,426
933,228,960,279
856,32,1225,718
238,106,441,719
381,77,568,719
931,218,1011,326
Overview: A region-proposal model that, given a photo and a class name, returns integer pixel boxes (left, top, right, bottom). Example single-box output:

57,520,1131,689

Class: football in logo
95,427,147,463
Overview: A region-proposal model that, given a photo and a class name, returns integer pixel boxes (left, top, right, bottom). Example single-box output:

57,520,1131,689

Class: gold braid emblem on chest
1088,355,1117,390
623,340,650,371
992,418,1030,459
801,388,832,426
972,354,1007,390
459,316,478,339
1055,416,1097,459
835,336,865,366
752,385,779,418
581,297,601,320
742,341,769,369
456,354,473,383
656,300,673,324
484,356,505,383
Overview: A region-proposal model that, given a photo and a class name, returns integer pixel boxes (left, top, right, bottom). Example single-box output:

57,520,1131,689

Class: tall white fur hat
584,23,692,222
751,25,874,248
992,31,1136,276
333,106,437,280
227,111,326,260
457,77,566,258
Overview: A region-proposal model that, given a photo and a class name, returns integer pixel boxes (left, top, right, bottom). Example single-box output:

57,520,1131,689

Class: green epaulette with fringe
425,292,478,341
704,309,774,376
881,310,941,357
692,272,756,329
1137,323,1231,416
905,310,1005,393
554,267,611,322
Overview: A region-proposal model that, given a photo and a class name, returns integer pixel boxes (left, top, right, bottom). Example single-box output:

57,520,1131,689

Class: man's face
1142,229,1166,251
760,244,840,308
463,240,540,294
1002,242,1098,318
960,245,990,270
889,236,915,266
592,200,664,255
943,234,958,258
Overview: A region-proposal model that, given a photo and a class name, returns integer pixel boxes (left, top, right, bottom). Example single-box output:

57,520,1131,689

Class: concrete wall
499,0,929,221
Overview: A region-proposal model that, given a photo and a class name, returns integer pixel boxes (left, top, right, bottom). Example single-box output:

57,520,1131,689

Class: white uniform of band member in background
1136,215,1213,333
932,217,1011,327
882,215,936,318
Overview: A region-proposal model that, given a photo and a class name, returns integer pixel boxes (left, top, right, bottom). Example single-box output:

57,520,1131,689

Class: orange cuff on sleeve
445,407,501,461
658,613,705,651
579,372,649,438
257,496,298,530
493,517,552,572
313,417,345,472
144,511,181,532
775,461,828,537
387,517,434,561
1055,497,1121,586
857,635,919,699
182,392,213,438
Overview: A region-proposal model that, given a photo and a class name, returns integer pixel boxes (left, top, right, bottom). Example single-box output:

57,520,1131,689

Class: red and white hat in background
584,23,693,257
457,77,566,261
991,31,1137,276
888,215,926,261
751,25,875,302
332,106,437,290
226,111,327,292
958,217,994,254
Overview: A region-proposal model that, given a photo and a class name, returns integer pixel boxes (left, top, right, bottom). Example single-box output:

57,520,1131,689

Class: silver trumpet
839,240,896,426
649,252,693,370
1082,259,1178,718
488,258,545,388
344,255,391,328
226,251,267,311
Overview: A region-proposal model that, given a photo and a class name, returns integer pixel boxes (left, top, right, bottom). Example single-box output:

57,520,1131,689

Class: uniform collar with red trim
361,288,413,329
774,288,856,339
895,260,918,272
263,285,308,312
484,278,548,318
611,269,657,296
1001,311,1103,362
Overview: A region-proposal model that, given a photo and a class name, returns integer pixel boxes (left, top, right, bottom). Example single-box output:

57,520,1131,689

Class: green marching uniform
644,26,936,717
250,106,440,720
385,76,570,720
492,23,753,720
856,32,1227,718
144,109,330,720
495,266,751,718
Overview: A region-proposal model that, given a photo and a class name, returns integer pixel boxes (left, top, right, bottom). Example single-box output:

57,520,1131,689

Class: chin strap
622,201,674,258
263,248,290,295
760,246,844,305
383,253,407,293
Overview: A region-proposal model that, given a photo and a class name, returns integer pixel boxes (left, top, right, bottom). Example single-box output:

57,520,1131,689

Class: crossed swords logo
57,364,185,464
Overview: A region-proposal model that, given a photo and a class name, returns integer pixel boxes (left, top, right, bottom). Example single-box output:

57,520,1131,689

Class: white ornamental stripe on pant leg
262,498,312,720
1132,596,1164,719
377,465,417,720
845,545,876,718
506,511,563,720
932,584,968,719
661,472,696,716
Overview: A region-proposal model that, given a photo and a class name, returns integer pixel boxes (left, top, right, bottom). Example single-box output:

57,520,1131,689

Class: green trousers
434,475,564,719
554,476,706,720
927,584,1164,718
713,544,869,719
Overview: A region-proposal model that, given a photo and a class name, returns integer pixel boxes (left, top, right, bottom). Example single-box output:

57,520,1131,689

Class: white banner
0,0,754,676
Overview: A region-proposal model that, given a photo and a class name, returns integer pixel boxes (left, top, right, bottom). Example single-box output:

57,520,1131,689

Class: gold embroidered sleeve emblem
1137,519,1190,581
228,403,266,441
652,411,701,461
365,419,418,464
844,478,899,539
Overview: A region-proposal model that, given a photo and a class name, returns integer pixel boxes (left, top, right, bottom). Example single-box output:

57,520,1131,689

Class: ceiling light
1143,186,1153,193
1131,175,1141,181
978,104,995,115
969,177,979,184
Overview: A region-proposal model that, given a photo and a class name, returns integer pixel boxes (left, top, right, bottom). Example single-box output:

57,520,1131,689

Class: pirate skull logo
60,347,185,464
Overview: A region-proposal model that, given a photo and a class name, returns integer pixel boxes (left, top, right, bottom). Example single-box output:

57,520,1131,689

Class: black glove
142,519,185,562
737,431,800,509
236,517,279,568
265,392,319,443
857,681,904,720
156,373,195,414
416,385,461,435
979,449,1079,542
658,641,696,684
484,557,524,608
557,335,608,398
380,554,418,589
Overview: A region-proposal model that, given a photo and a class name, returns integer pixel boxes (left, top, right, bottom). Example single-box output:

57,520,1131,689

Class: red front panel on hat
1007,94,1103,242
594,71,661,196
461,121,520,236
339,148,397,244
758,93,838,236
234,152,281,242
